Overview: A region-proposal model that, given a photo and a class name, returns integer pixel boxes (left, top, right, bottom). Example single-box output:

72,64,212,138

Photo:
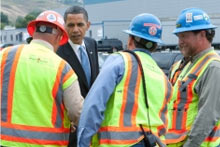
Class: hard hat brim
173,24,217,34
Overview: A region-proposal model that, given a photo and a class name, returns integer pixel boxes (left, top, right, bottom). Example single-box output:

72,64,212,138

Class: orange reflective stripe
98,126,163,145
51,60,65,126
205,125,220,141
100,138,143,145
172,80,180,129
181,80,194,129
60,103,65,125
52,60,65,98
119,53,132,127
1,134,68,146
62,69,74,83
100,126,150,132
131,66,141,126
7,45,24,123
165,130,187,144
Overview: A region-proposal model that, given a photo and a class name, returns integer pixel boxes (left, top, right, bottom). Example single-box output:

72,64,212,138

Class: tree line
1,10,41,30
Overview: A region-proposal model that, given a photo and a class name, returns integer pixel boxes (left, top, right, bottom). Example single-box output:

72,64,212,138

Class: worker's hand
70,122,76,132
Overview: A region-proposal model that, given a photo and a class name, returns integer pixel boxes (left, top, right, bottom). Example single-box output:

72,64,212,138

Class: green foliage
15,10,42,28
1,12,9,24
15,16,26,28
0,23,6,30
1,12,10,29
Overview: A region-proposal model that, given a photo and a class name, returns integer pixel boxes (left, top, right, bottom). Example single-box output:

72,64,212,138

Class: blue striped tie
79,46,91,85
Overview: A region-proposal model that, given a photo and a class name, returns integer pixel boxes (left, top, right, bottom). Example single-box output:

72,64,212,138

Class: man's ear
86,21,91,30
127,36,135,50
201,30,206,38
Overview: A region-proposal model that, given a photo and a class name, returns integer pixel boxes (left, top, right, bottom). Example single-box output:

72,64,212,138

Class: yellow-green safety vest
91,51,172,147
166,50,220,146
0,43,77,147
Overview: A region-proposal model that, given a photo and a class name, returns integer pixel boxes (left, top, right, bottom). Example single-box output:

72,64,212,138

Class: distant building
84,0,220,47
2,0,220,49
0,28,29,45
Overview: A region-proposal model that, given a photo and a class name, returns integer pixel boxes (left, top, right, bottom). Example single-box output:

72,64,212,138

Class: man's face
65,13,90,45
177,31,200,57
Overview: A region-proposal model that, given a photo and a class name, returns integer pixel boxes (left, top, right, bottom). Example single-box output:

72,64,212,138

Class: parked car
97,38,123,53
0,43,14,51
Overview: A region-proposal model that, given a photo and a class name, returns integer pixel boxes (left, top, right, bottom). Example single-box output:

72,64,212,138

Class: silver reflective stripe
166,132,188,139
159,77,172,136
99,131,142,140
1,126,69,140
54,63,72,128
99,131,167,146
123,54,138,126
1,45,21,122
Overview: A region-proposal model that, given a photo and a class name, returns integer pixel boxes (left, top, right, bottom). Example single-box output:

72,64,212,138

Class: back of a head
64,6,89,22
173,7,217,34
27,10,68,45
123,13,163,50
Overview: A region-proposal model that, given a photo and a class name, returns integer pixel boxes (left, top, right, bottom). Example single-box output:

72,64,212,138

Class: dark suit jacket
57,37,99,97
57,37,99,147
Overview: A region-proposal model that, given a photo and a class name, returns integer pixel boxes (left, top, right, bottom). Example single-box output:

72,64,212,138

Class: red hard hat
27,10,68,45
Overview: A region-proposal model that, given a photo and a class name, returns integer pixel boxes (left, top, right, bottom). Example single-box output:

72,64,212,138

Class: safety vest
166,50,220,146
0,43,77,147
169,61,182,85
91,51,172,147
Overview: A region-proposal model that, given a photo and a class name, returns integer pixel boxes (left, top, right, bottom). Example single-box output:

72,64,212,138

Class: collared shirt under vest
166,48,220,146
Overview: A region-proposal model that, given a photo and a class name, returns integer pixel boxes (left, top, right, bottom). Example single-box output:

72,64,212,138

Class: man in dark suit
56,6,99,147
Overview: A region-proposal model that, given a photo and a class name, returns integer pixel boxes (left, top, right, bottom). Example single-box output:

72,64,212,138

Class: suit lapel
64,43,89,88
84,39,93,63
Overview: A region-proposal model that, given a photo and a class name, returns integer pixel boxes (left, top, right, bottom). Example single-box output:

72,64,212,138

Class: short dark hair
193,29,215,43
64,6,89,22
130,35,157,52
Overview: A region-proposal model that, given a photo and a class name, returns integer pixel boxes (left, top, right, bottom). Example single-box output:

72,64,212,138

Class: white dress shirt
68,39,86,63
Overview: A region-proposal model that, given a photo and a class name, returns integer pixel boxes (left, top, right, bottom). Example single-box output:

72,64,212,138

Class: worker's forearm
63,80,84,125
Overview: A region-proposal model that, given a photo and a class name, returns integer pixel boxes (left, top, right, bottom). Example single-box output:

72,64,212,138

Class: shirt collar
31,39,54,51
68,39,86,52
191,47,214,63
133,48,152,56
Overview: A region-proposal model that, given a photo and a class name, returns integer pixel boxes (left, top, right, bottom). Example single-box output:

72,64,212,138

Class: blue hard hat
173,7,217,34
123,13,163,44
